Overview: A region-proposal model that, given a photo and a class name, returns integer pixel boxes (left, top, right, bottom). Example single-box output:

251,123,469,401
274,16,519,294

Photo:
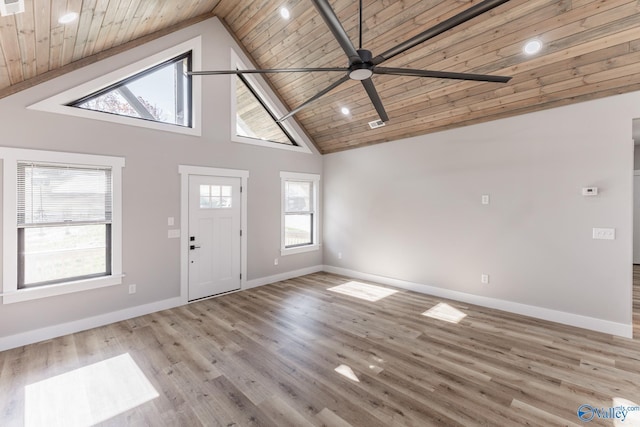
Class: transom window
235,75,296,146
68,52,192,128
230,50,311,152
200,184,232,209
280,172,320,255
27,37,202,136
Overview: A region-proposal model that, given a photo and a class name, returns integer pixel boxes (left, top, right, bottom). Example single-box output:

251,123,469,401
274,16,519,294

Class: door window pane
199,185,232,209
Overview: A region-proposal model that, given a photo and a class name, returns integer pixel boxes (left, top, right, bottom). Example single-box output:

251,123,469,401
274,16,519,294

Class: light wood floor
2,270,640,426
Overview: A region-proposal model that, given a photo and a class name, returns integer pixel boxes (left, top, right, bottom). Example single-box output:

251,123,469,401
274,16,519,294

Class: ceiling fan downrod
358,0,363,49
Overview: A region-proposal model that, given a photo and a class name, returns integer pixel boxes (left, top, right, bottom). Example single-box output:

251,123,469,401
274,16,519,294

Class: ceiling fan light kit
191,0,513,125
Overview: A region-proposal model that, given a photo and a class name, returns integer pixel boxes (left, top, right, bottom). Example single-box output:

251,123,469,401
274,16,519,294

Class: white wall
0,18,322,344
324,92,640,336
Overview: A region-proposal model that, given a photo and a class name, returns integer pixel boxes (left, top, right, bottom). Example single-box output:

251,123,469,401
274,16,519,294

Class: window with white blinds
1,148,124,303
18,163,112,226
280,171,320,255
17,162,113,288
283,180,314,248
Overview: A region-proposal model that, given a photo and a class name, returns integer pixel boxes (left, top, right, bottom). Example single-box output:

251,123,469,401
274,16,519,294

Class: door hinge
240,273,242,279
240,229,242,237
240,186,243,193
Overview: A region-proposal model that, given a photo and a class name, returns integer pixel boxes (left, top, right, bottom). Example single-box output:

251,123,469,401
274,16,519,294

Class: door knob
190,245,201,250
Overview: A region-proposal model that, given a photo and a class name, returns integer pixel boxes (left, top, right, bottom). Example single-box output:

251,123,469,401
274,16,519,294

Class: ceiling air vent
0,0,24,16
368,119,386,129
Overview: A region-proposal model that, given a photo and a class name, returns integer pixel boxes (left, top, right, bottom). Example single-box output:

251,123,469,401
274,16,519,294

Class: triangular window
235,74,297,146
68,52,192,128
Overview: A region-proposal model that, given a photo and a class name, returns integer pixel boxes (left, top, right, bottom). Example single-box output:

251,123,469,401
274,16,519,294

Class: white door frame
179,165,249,304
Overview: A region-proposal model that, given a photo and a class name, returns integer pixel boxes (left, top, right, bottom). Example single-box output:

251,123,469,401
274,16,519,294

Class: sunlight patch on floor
422,302,467,323
327,281,398,302
334,364,360,382
613,397,640,426
25,353,159,427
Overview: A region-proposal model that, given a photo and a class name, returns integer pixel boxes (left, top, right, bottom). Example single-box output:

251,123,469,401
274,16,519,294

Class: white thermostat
582,187,598,196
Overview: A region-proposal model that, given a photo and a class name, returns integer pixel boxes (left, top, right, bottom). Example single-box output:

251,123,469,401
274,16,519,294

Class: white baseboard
244,265,324,289
3,263,630,352
323,265,633,338
0,297,183,352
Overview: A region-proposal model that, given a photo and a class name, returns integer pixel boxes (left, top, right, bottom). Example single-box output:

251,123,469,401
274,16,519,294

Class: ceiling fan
190,0,512,124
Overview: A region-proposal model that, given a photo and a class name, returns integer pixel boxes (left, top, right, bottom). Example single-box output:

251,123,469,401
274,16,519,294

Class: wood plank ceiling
1,1,640,153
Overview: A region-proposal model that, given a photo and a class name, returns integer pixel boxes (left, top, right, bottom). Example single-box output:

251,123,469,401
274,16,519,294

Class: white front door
188,175,241,300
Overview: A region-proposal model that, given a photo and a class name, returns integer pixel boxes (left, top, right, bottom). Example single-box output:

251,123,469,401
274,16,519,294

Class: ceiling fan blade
372,0,510,65
311,0,361,64
278,74,350,122
189,67,348,76
374,67,512,83
361,78,389,123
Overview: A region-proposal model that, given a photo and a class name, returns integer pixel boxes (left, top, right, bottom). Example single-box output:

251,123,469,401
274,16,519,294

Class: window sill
2,275,123,304
281,244,320,256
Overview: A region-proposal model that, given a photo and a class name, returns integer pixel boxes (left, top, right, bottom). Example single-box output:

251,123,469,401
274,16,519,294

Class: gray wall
1,15,637,342
324,92,639,327
0,18,322,339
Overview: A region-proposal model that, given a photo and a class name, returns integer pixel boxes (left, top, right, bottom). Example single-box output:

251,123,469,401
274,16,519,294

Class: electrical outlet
481,274,489,284
481,195,490,205
338,252,342,259
274,258,279,266
129,284,136,294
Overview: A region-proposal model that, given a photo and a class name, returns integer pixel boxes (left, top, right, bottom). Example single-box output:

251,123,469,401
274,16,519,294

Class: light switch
481,195,490,205
592,228,615,240
168,217,175,226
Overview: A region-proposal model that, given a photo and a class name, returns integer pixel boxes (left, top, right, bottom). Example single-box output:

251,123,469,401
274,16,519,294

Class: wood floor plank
316,407,355,427
1,269,639,426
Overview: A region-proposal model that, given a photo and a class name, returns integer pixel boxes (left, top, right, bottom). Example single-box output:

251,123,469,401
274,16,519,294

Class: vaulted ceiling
1,1,640,153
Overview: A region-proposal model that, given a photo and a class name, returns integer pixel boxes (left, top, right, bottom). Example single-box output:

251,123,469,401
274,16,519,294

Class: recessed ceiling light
341,107,350,115
0,0,25,16
523,39,543,55
280,7,290,20
58,12,78,24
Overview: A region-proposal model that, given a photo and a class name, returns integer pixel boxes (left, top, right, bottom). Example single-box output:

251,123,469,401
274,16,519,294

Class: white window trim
280,171,320,256
0,147,125,304
28,37,202,137
230,50,313,154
